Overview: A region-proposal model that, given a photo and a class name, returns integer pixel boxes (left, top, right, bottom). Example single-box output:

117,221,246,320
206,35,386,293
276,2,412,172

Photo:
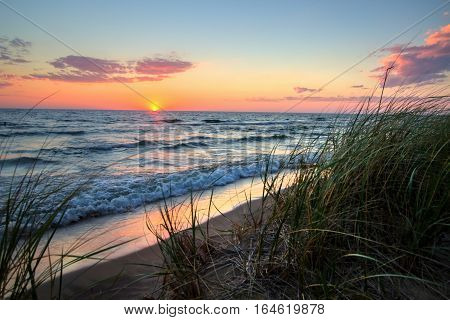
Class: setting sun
149,102,161,112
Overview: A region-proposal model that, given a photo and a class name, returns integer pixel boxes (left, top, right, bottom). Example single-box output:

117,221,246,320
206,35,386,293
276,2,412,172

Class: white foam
55,156,301,225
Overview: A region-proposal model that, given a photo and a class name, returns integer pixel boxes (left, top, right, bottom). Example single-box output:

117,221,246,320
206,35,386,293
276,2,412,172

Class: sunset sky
0,0,449,112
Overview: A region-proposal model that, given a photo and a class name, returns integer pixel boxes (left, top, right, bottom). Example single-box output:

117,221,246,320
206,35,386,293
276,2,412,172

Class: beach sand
41,197,265,299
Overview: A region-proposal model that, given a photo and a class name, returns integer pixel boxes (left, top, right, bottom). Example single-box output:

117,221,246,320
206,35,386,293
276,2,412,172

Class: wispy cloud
248,95,368,103
134,57,193,75
0,72,19,89
49,55,128,74
371,24,450,87
351,84,368,89
0,81,12,88
293,86,319,94
28,54,194,83
9,38,32,49
0,36,31,64
25,71,111,83
247,97,283,102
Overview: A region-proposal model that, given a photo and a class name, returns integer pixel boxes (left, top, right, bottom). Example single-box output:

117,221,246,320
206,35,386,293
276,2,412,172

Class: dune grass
0,142,129,299
151,93,449,299
0,152,82,299
1,87,448,300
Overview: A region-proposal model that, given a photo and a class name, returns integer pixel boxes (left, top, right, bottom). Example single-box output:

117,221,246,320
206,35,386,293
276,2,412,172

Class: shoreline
41,174,274,273
42,197,265,299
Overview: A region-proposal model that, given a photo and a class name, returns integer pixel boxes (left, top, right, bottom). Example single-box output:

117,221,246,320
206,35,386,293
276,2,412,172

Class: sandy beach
41,194,265,299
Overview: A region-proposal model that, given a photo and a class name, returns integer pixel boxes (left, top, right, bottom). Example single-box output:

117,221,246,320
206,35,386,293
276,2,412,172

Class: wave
38,133,292,156
199,120,307,126
51,158,287,224
84,139,157,151
84,139,209,152
202,119,228,123
52,130,86,136
0,156,57,166
161,119,183,123
1,121,31,129
0,130,86,137
91,134,289,152
49,151,318,225
0,152,317,228
163,141,209,149
232,134,289,143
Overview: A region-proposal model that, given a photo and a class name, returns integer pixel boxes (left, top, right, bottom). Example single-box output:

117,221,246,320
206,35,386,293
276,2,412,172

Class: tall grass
151,92,449,299
0,152,83,298
0,142,128,299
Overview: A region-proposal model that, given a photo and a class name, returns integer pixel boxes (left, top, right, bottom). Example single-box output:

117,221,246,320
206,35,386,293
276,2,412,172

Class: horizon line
0,106,348,114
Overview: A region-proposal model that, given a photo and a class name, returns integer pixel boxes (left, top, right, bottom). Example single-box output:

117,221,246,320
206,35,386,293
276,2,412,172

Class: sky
0,0,449,112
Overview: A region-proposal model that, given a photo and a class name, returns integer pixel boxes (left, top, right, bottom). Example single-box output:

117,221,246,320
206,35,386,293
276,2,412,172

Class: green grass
151,92,449,299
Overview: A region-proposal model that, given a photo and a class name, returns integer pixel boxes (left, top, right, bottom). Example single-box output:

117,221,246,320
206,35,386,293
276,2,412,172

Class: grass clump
0,156,82,299
152,93,449,299
148,193,223,299
0,144,125,299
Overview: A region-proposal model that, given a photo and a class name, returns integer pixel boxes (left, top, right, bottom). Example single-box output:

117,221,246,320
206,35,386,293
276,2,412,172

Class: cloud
248,95,369,103
134,57,193,75
0,72,19,88
425,24,450,46
26,72,167,83
29,55,194,83
249,86,326,103
247,97,284,102
0,81,12,88
49,55,128,74
293,86,319,94
351,84,368,89
9,38,32,49
372,24,450,87
26,71,110,83
0,36,31,64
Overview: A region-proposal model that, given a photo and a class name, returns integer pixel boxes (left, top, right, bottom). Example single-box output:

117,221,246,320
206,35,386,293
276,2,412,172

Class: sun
149,102,161,112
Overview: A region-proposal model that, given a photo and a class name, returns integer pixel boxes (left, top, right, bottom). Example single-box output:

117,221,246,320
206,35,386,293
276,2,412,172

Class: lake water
0,109,349,227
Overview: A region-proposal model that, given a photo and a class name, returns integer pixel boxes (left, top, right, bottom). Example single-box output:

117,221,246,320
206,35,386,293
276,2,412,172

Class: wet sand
39,171,294,299
45,174,269,269
46,197,264,299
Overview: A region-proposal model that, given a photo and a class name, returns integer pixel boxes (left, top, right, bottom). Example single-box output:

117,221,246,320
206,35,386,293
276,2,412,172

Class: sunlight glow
149,102,161,112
